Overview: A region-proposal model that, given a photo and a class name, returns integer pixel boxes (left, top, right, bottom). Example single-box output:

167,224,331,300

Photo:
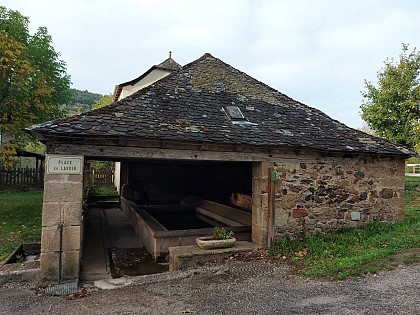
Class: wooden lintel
200,142,208,151
125,138,161,148
206,143,236,152
161,140,201,150
117,138,127,146
52,143,275,162
83,138,118,146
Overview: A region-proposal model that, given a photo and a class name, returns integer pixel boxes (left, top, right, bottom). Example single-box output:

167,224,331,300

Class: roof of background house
27,53,414,156
112,53,182,101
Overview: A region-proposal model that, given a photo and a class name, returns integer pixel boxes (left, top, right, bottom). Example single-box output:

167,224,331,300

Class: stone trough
0,243,41,283
120,197,252,261
3,243,40,265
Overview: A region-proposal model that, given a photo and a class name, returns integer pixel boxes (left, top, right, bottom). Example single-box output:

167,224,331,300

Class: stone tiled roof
27,53,414,156
157,56,182,71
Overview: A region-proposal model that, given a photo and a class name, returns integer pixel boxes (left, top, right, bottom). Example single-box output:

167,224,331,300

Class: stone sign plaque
47,155,83,174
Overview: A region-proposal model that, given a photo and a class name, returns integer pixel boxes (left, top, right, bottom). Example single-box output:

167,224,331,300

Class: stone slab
0,268,39,283
169,241,260,271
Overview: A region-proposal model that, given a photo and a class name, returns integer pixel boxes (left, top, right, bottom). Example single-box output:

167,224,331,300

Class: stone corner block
41,226,60,253
61,251,80,280
63,202,83,226
41,202,61,227
39,252,59,282
43,182,83,202
62,226,81,251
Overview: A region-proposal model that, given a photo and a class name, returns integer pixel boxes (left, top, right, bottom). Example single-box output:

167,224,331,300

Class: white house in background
112,52,182,102
113,53,182,192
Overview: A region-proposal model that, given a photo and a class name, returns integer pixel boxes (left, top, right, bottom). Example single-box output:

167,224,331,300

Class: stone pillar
39,172,83,282
251,162,271,246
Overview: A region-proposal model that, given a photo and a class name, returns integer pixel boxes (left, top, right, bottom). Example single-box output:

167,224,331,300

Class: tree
64,88,103,115
360,44,420,153
92,94,112,110
0,6,71,145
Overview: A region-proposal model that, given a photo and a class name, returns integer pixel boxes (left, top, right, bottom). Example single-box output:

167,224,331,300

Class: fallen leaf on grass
295,248,309,257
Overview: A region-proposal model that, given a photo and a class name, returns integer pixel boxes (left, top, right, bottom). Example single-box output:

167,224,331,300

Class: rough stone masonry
275,152,404,238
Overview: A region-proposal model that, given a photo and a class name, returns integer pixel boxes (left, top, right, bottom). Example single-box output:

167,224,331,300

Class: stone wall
251,152,405,244
39,173,83,282
273,152,405,239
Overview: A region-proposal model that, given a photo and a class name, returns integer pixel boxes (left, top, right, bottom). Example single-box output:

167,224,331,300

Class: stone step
169,241,259,271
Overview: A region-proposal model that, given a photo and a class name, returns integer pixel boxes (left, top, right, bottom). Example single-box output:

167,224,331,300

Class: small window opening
225,106,245,120
223,106,258,126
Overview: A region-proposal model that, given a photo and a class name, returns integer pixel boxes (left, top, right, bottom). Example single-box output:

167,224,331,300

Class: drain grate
44,282,78,296
227,262,275,277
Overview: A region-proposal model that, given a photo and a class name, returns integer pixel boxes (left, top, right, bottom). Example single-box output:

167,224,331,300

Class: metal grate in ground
44,282,78,296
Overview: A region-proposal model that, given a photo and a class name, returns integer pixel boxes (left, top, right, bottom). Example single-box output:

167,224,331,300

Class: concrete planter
196,236,236,250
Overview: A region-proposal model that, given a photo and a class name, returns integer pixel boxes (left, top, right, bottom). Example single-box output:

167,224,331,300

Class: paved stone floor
80,207,142,282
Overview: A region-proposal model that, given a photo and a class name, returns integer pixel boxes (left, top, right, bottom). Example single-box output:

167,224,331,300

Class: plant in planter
196,226,236,250
212,226,234,240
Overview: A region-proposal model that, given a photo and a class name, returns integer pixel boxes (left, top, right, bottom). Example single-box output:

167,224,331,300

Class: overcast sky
3,0,420,128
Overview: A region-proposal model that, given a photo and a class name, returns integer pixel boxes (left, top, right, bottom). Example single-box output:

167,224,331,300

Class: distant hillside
64,89,104,115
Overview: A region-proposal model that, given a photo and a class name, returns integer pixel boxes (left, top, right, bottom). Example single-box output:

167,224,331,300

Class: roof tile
27,53,414,156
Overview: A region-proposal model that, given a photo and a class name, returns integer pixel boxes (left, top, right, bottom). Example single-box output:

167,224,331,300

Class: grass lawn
88,186,118,196
269,176,420,280
0,190,43,261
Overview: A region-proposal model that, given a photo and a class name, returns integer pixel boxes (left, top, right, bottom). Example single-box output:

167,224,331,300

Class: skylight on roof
225,106,245,120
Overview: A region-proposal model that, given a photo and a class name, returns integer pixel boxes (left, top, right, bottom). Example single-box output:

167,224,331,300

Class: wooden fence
0,168,44,190
0,167,115,190
91,169,114,187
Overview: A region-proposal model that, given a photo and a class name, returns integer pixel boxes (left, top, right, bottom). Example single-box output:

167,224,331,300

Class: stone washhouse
26,53,414,282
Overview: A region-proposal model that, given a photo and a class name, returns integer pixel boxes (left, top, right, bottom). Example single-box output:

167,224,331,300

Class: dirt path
1,259,419,315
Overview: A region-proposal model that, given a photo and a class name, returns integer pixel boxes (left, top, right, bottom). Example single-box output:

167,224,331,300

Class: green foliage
88,186,118,196
64,88,103,115
269,176,420,280
92,94,113,110
212,226,234,240
0,190,43,261
361,44,420,152
62,89,113,116
0,143,18,170
95,160,113,170
0,6,71,144
404,176,420,207
402,253,420,265
68,88,102,106
24,140,46,155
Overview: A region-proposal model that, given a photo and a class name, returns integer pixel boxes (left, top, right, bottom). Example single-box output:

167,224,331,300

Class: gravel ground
0,260,419,315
